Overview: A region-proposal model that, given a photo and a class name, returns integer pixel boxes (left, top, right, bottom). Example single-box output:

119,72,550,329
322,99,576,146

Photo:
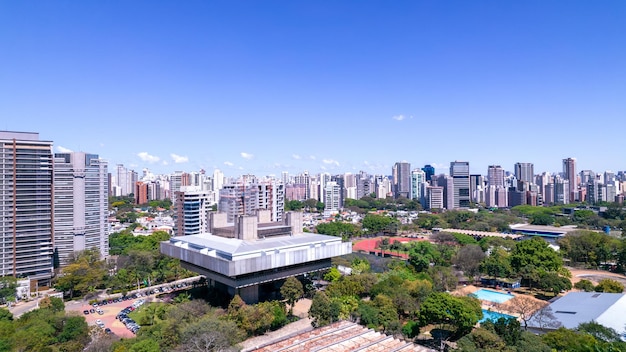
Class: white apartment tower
323,181,341,215
410,169,426,201
54,152,109,266
0,131,54,285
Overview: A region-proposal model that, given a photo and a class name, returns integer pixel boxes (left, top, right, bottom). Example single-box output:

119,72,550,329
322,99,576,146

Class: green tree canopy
362,213,399,235
417,292,482,338
510,237,563,273
280,277,304,316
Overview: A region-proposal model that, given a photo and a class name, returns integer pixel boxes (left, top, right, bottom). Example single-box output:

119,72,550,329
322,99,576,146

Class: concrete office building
450,161,471,208
0,131,54,285
161,211,352,303
392,162,411,199
424,186,444,210
514,162,534,184
54,152,109,267
563,158,577,203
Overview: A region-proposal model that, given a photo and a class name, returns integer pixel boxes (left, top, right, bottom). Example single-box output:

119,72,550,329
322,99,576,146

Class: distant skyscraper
563,158,577,202
0,131,54,285
553,175,570,204
54,152,109,267
514,162,534,184
450,161,470,208
487,165,505,188
392,162,411,199
422,164,435,182
424,186,444,210
434,174,455,210
410,169,426,201
470,174,485,203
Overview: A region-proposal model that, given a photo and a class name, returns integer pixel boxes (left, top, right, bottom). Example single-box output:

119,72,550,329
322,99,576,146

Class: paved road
7,299,40,318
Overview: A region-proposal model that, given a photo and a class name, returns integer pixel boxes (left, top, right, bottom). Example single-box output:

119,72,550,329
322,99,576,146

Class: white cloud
309,155,316,160
170,153,189,163
292,154,301,160
430,163,445,169
238,166,244,170
240,152,254,160
162,160,169,166
363,160,370,166
320,165,327,170
392,114,413,121
224,161,234,167
99,143,105,147
137,152,160,163
56,146,72,153
322,159,340,166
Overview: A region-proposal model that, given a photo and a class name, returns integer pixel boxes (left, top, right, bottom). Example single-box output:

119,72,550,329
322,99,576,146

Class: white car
95,319,105,328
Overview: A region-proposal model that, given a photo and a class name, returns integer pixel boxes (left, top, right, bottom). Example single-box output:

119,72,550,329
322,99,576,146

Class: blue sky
1,1,625,178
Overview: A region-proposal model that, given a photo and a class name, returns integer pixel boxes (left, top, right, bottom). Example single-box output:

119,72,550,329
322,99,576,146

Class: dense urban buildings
53,152,109,267
0,131,54,285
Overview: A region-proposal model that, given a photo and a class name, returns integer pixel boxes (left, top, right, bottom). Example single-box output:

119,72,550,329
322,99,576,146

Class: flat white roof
169,232,344,258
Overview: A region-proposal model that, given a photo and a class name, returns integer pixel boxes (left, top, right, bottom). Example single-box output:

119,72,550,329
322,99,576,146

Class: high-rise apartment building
323,181,341,215
356,171,373,200
450,161,470,208
0,131,54,285
174,186,214,236
563,158,577,202
514,163,534,184
410,169,426,201
553,175,570,205
54,152,109,267
218,179,285,223
487,165,505,188
392,162,411,199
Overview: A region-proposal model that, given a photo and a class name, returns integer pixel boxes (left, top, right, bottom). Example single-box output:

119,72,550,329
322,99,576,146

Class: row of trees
0,297,90,352
55,231,193,298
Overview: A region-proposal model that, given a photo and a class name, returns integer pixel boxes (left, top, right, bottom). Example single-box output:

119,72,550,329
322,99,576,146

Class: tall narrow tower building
0,131,54,285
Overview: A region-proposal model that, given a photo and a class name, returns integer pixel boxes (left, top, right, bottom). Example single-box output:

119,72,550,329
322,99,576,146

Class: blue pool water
471,289,514,303
480,309,516,323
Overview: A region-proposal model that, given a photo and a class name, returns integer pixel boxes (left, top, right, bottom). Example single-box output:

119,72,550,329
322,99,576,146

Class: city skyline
2,2,625,177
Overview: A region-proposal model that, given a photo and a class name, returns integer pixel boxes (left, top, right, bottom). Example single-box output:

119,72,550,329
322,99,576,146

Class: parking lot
66,281,195,338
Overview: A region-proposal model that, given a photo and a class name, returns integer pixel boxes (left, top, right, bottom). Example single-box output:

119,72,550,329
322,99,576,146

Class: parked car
83,310,89,315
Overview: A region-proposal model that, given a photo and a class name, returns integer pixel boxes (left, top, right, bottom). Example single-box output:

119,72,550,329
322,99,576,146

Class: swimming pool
470,289,514,303
480,309,516,323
